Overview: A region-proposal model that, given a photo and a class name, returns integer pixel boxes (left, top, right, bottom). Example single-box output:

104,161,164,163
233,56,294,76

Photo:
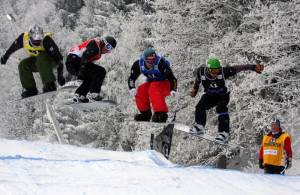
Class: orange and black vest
262,132,291,166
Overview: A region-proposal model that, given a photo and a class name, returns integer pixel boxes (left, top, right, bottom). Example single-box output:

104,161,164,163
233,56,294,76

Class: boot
73,94,89,103
88,93,103,101
21,88,38,98
215,131,229,144
152,112,168,123
190,123,205,134
43,81,57,93
134,110,152,121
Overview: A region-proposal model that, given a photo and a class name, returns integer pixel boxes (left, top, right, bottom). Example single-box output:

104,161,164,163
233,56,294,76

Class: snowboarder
128,47,177,123
189,57,264,143
258,118,292,174
65,36,117,103
0,24,65,98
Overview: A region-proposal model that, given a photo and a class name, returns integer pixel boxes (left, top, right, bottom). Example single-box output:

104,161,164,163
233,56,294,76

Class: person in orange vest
258,118,293,174
65,36,117,103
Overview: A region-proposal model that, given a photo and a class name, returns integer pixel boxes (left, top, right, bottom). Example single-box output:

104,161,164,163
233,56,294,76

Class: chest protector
262,133,290,166
68,38,101,62
139,55,168,81
200,67,227,94
23,32,51,57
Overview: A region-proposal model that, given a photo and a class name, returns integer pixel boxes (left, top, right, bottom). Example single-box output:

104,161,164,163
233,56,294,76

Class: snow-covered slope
0,139,299,195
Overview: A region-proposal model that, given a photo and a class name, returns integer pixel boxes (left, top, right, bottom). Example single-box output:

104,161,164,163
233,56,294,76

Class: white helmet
29,24,44,46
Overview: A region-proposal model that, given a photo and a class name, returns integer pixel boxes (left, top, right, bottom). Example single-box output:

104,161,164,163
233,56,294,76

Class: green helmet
207,57,221,69
143,47,156,58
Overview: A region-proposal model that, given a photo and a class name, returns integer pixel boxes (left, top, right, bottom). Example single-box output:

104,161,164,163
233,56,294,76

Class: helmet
143,47,156,58
207,57,221,69
271,117,282,133
29,24,44,46
271,118,281,128
103,36,117,49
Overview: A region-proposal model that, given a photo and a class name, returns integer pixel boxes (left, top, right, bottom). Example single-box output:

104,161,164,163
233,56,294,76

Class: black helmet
103,36,117,49
29,24,44,46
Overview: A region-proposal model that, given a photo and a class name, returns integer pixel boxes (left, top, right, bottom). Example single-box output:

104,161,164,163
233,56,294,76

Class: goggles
208,68,221,74
145,55,156,65
103,39,113,52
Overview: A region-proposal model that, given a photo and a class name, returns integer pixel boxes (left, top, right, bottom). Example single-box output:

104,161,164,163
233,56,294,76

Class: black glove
57,72,65,86
78,65,87,80
259,160,264,169
56,61,65,86
1,55,8,65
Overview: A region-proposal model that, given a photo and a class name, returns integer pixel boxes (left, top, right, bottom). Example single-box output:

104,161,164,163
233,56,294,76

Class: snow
0,139,299,195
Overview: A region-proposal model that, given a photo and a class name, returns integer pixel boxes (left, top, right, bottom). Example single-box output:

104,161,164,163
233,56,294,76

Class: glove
190,88,198,97
57,72,65,86
254,64,264,74
259,159,264,169
129,88,136,97
56,61,66,86
1,55,8,65
286,158,292,169
78,65,87,80
170,90,178,97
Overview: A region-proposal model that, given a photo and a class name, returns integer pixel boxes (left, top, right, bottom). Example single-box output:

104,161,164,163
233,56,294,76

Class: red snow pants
135,81,170,113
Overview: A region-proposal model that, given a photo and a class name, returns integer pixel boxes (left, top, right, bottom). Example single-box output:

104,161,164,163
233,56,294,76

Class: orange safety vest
262,132,290,166
68,38,101,62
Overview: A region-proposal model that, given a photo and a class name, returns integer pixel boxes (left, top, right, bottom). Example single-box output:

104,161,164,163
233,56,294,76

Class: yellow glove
255,64,264,74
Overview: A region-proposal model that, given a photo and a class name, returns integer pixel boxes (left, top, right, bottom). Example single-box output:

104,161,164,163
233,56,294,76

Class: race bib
264,149,278,155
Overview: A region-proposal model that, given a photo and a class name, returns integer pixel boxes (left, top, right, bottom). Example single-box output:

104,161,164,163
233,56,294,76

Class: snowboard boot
134,110,152,121
73,94,89,103
21,88,38,98
215,131,229,144
88,93,103,101
190,123,205,135
152,112,168,123
43,81,57,93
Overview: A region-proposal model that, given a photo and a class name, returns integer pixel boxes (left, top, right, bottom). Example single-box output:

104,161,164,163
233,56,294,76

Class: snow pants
18,51,56,89
195,92,230,133
135,81,170,113
263,164,285,174
66,54,106,96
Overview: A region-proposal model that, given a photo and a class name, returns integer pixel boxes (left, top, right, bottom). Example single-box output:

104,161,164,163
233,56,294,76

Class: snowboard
173,123,245,149
8,83,78,103
66,99,117,111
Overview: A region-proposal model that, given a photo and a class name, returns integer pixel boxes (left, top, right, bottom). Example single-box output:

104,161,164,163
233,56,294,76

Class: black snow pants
264,164,285,174
66,54,106,96
195,92,230,133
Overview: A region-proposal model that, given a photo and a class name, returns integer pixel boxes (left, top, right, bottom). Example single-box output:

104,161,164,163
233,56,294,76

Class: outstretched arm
224,64,264,79
1,33,24,64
